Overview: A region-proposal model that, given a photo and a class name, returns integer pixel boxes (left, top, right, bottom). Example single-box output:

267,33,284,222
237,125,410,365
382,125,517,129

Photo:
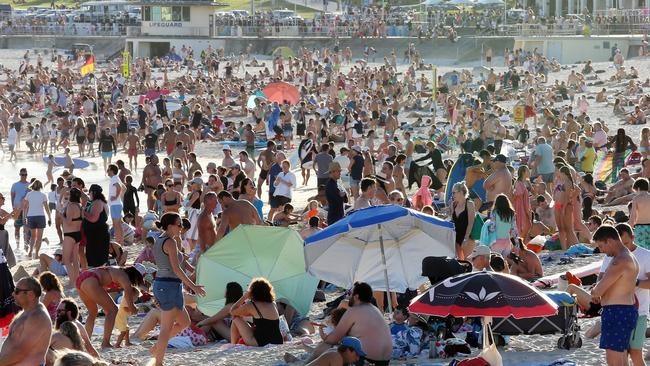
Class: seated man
33,249,67,277
509,238,544,281
306,337,366,366
604,168,635,206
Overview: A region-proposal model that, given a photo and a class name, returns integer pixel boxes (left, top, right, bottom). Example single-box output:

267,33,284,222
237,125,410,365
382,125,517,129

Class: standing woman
73,118,86,158
160,179,182,213
490,194,517,256
150,212,205,366
86,117,97,158
451,181,476,260
239,178,264,222
639,127,650,159
172,159,187,187
184,178,202,251
553,165,577,250
82,184,110,268
393,154,407,198
62,187,83,286
24,179,51,259
513,166,532,244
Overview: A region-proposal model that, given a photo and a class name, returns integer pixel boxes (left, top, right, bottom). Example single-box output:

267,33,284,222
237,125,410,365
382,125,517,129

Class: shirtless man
353,178,377,210
50,298,99,359
403,132,414,176
215,190,263,242
141,155,163,211
375,162,395,204
509,238,544,281
0,277,52,366
124,129,141,171
162,126,178,155
321,282,392,365
257,141,276,197
187,153,202,178
239,151,255,180
604,168,635,205
630,178,650,250
525,88,537,127
305,337,365,366
169,141,188,170
591,225,640,366
177,125,193,153
221,145,235,168
197,192,218,253
483,154,513,207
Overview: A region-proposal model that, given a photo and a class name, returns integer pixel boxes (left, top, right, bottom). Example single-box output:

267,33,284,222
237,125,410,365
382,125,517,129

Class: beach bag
479,326,502,366
469,213,484,241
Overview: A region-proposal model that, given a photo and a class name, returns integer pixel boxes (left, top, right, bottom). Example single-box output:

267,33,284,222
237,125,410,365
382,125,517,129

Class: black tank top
451,199,469,245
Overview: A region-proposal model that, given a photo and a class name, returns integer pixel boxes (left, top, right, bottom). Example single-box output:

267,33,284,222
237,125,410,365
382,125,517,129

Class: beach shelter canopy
196,225,319,317
272,46,296,58
304,205,455,294
474,0,504,5
262,81,301,105
448,0,475,5
247,91,266,109
409,271,558,319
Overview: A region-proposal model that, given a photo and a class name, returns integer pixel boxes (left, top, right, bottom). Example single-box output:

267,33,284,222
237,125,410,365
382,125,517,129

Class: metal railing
0,24,128,36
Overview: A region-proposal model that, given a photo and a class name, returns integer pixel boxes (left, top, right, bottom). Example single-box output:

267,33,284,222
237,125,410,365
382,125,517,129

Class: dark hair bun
154,221,163,229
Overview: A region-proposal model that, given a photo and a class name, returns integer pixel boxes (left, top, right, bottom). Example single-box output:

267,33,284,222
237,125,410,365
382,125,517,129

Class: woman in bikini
76,265,143,349
554,165,578,250
62,188,83,285
160,179,182,213
39,271,64,323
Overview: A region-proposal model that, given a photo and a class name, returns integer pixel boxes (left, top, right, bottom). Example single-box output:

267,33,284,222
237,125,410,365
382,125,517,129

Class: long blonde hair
59,321,83,351
53,350,108,366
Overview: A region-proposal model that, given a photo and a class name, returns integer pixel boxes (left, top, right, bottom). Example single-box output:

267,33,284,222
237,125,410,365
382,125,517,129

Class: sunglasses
20,173,27,176
14,288,31,295
166,184,173,188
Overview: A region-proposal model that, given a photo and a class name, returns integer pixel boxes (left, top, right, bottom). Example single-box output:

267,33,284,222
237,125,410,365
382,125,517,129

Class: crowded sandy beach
0,28,650,366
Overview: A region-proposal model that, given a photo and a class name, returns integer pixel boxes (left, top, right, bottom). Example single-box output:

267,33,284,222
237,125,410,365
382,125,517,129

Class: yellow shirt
582,147,596,173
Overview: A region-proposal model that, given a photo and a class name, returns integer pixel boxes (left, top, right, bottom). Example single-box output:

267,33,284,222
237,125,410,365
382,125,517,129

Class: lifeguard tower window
150,42,170,58
603,41,610,49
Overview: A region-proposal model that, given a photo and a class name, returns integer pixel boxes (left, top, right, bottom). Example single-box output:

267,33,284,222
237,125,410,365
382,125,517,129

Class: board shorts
153,278,184,311
525,105,536,118
145,148,155,157
27,215,46,229
634,224,650,250
110,204,123,219
259,169,269,181
629,315,647,350
600,304,638,352
127,147,137,158
166,144,174,155
101,151,113,160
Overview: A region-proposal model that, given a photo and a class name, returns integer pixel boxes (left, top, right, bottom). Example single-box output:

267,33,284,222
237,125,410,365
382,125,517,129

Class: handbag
479,324,503,366
469,213,484,241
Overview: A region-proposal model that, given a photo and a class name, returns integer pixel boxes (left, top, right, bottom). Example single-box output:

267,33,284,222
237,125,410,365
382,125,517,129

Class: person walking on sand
150,212,206,366
197,192,218,254
107,164,124,245
629,178,650,250
0,277,52,366
591,225,640,366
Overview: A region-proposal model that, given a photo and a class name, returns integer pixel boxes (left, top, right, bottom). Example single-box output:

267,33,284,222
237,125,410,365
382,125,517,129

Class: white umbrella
448,0,475,5
304,205,456,311
474,0,504,5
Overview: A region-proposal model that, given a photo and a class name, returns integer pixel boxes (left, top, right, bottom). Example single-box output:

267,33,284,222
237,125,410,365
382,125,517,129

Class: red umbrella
409,271,558,319
262,82,301,105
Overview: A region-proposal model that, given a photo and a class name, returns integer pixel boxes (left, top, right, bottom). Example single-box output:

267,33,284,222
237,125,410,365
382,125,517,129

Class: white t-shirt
7,128,17,145
273,171,297,199
108,175,122,205
333,155,350,177
601,246,650,317
25,190,47,217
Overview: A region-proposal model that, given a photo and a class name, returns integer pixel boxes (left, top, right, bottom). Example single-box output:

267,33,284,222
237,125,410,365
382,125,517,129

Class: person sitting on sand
51,350,109,366
509,238,544,281
304,282,393,365
53,298,99,357
604,168,635,205
277,298,314,336
305,336,366,366
196,282,244,342
230,277,284,346
46,321,85,366
39,271,64,323
33,248,67,277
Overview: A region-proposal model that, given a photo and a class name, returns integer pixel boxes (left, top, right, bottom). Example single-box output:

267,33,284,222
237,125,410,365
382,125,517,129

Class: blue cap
340,336,366,357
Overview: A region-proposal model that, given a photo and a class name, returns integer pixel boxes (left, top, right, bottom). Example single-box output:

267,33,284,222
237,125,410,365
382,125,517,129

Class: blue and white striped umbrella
304,205,456,294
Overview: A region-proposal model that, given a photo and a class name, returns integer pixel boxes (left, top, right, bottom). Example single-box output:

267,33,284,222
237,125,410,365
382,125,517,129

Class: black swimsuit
63,204,83,243
251,302,283,346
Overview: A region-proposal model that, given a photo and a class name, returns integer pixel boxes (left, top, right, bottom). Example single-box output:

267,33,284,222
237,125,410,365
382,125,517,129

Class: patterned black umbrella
409,271,558,319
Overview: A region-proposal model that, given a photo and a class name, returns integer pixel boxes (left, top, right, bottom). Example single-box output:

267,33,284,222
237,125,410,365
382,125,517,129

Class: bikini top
64,203,83,221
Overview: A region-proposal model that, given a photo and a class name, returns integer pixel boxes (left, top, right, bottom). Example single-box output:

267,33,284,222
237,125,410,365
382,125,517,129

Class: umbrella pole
378,224,392,314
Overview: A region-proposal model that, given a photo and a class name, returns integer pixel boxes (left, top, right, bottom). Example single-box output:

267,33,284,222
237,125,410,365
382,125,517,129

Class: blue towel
565,243,594,256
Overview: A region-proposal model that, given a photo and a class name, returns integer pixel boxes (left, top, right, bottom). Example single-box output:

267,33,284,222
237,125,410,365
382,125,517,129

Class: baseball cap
191,177,204,185
54,249,63,256
340,337,366,357
222,144,231,151
206,162,217,170
467,245,491,259
492,154,507,163
352,145,362,153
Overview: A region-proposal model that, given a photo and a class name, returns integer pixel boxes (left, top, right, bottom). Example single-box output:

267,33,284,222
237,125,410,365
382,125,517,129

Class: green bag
469,213,484,240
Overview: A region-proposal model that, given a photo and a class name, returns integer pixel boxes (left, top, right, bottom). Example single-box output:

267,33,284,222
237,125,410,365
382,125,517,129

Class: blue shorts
101,151,113,160
600,304,638,352
110,204,123,220
153,278,184,311
27,215,46,229
145,148,155,157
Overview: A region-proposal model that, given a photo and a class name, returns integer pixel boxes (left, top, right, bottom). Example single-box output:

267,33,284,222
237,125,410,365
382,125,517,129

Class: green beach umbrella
272,46,296,58
196,225,318,317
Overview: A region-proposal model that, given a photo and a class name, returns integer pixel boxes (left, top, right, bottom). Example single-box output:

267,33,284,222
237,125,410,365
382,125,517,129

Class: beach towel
167,336,194,349
593,150,632,184
391,326,424,359
177,325,208,346
412,176,433,208
565,244,594,256
479,219,496,246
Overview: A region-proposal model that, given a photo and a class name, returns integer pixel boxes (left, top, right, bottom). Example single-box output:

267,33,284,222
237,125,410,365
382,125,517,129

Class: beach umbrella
247,91,266,109
448,0,475,5
420,0,446,5
196,225,319,317
304,205,455,305
409,271,558,319
262,81,301,105
272,46,296,58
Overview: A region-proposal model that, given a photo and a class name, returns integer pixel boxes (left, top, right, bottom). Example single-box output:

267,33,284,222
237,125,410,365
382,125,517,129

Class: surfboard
43,156,90,169
298,139,313,161
532,259,603,288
